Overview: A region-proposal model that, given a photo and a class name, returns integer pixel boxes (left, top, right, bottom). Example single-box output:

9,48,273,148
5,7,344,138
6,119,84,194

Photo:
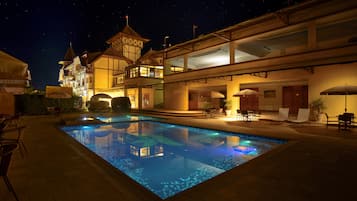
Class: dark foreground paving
1,114,357,201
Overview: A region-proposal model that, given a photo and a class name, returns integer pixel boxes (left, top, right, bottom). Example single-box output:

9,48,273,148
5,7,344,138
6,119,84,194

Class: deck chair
288,108,310,123
0,142,20,201
259,108,289,121
276,108,289,121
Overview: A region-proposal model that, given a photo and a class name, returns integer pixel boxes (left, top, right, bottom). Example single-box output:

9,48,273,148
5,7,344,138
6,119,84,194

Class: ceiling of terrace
167,17,357,70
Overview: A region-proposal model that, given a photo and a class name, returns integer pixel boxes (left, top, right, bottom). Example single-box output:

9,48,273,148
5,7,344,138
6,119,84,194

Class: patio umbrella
211,91,225,98
233,89,258,97
320,85,357,112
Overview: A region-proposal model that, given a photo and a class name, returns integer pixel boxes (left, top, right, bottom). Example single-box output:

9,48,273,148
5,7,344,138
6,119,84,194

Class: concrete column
138,87,142,111
308,21,317,49
229,42,235,64
164,82,188,110
184,55,188,71
93,64,96,95
226,78,240,115
164,56,171,75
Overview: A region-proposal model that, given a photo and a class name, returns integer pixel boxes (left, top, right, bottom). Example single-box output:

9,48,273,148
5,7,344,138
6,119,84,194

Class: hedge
15,94,81,115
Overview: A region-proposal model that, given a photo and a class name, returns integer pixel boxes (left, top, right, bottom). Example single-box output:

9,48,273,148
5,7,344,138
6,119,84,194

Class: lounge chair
277,108,289,121
288,108,310,123
261,108,289,121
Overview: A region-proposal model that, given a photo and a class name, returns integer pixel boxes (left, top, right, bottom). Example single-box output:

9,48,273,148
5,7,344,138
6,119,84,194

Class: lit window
140,67,149,77
130,145,139,156
140,147,150,157
155,69,163,78
171,66,184,72
130,67,139,78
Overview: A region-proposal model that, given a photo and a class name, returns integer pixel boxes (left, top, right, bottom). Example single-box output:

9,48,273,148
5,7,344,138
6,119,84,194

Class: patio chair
288,108,310,123
0,115,27,157
241,110,250,121
236,110,242,120
0,142,20,201
324,113,338,127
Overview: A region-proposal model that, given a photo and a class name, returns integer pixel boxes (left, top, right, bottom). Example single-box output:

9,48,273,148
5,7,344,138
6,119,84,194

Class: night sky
0,0,303,90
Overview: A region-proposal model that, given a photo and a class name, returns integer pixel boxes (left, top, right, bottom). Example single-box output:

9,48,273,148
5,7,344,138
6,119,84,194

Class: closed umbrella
320,85,357,112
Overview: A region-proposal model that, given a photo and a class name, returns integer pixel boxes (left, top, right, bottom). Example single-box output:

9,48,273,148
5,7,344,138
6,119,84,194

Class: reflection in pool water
61,121,285,199
96,115,160,123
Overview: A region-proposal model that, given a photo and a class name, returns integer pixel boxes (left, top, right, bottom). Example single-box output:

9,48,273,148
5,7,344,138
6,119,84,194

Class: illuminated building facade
59,25,165,109
163,0,357,116
59,0,357,116
0,50,31,94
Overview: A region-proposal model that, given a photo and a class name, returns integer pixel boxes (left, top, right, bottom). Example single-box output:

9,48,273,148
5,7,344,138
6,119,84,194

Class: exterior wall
127,88,138,108
0,50,29,94
93,56,128,92
257,85,283,111
164,82,188,110
154,86,164,108
123,45,141,62
0,92,15,115
93,57,113,90
142,88,154,109
163,62,357,117
309,62,357,116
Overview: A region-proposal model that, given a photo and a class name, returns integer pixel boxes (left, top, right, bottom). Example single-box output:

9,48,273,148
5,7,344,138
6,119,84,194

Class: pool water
61,121,285,199
96,115,160,123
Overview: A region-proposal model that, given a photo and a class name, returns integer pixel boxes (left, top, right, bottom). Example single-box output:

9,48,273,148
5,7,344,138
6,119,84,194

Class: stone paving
1,113,357,201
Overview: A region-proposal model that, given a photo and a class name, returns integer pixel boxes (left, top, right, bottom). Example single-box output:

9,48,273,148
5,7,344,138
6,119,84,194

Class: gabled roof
122,25,142,38
0,50,27,66
80,51,102,66
102,47,133,64
84,48,133,65
106,25,150,44
0,50,28,79
137,49,163,65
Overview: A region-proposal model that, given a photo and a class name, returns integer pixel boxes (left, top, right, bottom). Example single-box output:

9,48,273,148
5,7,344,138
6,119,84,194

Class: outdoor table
338,113,354,131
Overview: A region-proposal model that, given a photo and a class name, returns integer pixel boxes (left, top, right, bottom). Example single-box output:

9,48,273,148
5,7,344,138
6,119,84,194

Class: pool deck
1,113,357,201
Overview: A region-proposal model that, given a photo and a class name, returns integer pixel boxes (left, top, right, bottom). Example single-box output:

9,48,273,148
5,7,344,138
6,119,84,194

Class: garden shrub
15,94,47,115
111,97,131,113
88,101,110,112
15,94,81,115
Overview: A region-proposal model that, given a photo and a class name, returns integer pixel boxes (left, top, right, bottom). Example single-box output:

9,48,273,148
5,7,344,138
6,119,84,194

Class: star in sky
0,0,303,89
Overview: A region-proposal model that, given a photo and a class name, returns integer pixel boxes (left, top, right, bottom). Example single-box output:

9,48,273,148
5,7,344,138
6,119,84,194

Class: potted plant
224,100,232,116
310,98,327,121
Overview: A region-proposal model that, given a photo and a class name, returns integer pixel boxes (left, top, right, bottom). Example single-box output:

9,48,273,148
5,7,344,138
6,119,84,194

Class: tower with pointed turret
106,21,149,63
57,18,165,110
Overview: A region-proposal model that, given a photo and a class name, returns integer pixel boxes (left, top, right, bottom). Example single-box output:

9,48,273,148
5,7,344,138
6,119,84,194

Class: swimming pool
96,114,160,123
61,121,285,199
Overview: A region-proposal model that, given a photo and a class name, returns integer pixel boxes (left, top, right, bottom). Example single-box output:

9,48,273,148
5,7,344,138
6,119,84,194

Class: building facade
0,50,31,94
59,0,357,117
59,25,164,110
163,0,357,116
